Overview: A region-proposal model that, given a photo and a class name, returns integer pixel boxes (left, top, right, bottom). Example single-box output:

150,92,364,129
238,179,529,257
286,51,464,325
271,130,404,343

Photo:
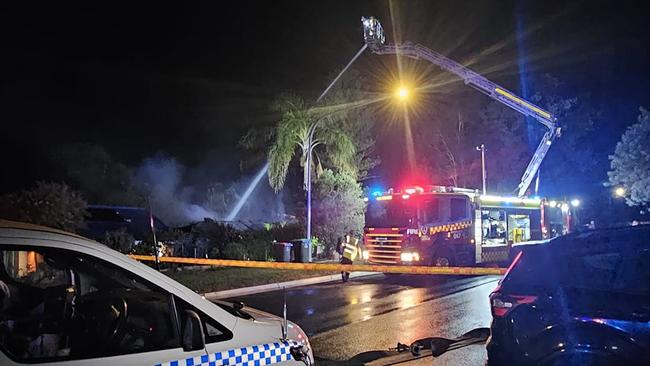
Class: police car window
2,250,68,288
174,296,233,344
0,247,180,363
205,322,224,338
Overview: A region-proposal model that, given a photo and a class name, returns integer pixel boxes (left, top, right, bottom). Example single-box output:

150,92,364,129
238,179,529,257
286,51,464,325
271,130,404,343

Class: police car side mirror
182,310,206,352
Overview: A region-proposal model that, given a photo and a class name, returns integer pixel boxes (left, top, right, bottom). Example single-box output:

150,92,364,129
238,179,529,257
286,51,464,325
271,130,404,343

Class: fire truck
364,186,553,266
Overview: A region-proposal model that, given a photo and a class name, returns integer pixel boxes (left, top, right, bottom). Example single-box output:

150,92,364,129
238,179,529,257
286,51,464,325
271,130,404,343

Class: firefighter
337,231,360,282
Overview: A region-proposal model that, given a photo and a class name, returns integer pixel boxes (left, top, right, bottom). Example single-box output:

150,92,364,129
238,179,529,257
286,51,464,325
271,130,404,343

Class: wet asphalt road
228,274,500,364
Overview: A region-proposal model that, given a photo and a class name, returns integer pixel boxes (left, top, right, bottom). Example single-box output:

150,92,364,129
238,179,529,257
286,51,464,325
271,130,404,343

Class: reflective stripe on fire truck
342,235,359,261
474,209,483,263
427,221,473,235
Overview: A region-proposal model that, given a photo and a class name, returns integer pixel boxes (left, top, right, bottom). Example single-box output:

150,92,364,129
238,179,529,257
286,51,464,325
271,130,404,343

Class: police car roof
0,219,87,240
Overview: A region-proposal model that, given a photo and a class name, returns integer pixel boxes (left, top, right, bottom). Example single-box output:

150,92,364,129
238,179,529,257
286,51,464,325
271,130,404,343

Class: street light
395,85,411,102
570,199,581,207
614,187,626,197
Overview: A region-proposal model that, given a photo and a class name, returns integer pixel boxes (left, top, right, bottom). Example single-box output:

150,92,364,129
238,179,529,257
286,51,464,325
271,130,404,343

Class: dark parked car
487,225,650,365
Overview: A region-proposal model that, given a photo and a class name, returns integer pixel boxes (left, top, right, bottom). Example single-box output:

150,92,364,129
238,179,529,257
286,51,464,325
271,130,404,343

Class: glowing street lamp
570,199,581,207
614,187,626,198
395,85,411,102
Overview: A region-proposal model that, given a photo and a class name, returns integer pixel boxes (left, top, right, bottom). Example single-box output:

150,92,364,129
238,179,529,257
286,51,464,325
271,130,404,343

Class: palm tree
267,93,357,193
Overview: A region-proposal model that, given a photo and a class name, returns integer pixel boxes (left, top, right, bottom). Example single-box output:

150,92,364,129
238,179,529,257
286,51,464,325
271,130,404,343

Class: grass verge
164,266,338,293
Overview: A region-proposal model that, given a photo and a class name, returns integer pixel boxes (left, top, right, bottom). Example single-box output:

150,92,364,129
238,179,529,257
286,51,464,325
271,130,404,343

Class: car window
504,235,650,296
558,252,622,291
3,250,69,288
0,247,180,363
557,245,650,296
174,296,233,344
419,198,440,223
501,247,556,292
626,248,650,294
450,198,468,220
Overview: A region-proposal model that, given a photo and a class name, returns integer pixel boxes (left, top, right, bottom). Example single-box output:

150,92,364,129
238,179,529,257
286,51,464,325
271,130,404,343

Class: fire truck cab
364,186,553,267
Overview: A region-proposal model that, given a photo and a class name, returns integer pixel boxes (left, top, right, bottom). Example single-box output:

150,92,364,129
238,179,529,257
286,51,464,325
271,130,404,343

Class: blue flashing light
371,190,383,197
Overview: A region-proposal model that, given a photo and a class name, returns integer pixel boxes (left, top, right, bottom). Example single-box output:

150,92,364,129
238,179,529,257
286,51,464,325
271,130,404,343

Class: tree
204,182,239,217
319,69,380,181
312,169,365,256
54,143,141,205
0,181,88,232
101,228,136,253
475,99,535,193
608,107,650,206
418,73,584,195
429,112,471,187
267,93,356,193
422,97,531,192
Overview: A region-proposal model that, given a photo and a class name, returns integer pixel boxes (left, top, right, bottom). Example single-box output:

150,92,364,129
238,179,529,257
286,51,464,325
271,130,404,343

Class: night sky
2,0,649,194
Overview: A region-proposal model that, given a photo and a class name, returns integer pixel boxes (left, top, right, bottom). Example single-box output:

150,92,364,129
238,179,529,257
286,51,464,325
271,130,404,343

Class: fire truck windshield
366,198,416,227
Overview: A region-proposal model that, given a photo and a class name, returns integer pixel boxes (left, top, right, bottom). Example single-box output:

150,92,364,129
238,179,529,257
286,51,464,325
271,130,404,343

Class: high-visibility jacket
342,235,359,261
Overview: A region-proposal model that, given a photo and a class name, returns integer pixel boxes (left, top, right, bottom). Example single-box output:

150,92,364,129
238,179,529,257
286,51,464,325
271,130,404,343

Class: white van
0,220,312,366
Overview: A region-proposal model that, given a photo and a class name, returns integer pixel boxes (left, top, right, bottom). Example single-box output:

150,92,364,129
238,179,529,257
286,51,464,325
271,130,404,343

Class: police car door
0,245,210,366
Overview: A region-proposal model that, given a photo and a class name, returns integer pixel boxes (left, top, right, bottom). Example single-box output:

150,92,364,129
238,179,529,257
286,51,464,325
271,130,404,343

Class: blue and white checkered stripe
155,341,301,366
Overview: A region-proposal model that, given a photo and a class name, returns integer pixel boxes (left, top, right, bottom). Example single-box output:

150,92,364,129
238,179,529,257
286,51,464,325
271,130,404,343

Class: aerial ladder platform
361,16,561,197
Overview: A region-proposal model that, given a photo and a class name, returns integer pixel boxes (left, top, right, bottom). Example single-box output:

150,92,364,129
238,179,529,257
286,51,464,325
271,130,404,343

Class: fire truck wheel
431,248,455,267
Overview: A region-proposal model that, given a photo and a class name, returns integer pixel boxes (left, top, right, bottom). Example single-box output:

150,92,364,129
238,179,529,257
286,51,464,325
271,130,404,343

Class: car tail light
489,250,537,317
490,292,537,317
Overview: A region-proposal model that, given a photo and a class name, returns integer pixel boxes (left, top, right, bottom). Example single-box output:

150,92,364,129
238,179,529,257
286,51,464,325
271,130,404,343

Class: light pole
305,120,322,242
476,144,486,194
304,85,411,243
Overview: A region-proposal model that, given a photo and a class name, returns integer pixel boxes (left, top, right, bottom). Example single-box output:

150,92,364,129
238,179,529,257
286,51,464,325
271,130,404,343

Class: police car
0,220,312,366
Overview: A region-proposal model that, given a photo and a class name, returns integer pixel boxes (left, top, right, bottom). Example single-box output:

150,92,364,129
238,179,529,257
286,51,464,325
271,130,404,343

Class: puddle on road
399,288,425,310
341,277,499,326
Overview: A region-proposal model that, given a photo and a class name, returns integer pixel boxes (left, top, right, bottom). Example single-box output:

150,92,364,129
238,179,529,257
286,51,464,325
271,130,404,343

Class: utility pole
476,144,487,195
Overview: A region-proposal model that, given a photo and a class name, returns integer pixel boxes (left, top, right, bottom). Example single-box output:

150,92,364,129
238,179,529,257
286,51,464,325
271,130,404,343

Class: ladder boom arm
361,16,559,196
374,43,557,130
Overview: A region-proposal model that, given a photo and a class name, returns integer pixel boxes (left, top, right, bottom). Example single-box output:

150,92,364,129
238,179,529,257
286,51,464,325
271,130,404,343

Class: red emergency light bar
403,186,424,195
368,185,479,201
